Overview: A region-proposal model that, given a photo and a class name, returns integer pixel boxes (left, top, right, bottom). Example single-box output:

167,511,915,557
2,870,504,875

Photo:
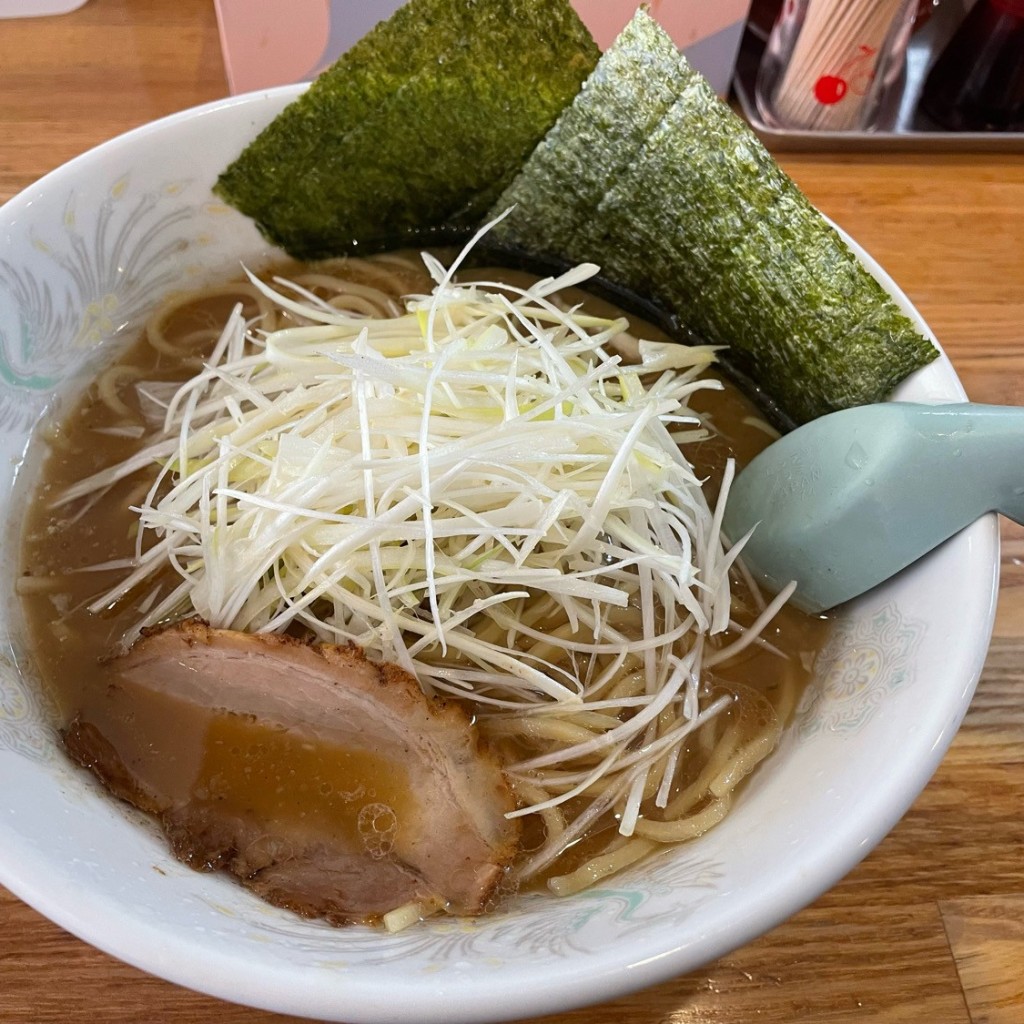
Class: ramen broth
18,254,829,906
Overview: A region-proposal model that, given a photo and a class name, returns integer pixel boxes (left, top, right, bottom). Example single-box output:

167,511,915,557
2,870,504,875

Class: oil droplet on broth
358,802,398,860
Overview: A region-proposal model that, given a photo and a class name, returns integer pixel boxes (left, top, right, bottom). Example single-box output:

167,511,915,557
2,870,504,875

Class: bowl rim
0,84,1001,1024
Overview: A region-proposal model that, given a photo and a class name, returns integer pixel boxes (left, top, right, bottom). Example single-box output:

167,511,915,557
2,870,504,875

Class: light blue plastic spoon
721,402,1024,613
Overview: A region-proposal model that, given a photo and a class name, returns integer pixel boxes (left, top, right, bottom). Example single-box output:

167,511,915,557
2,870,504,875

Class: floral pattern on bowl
0,645,58,764
798,602,927,738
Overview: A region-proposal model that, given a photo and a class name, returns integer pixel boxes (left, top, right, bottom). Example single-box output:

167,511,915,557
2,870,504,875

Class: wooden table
1,2,1022,1021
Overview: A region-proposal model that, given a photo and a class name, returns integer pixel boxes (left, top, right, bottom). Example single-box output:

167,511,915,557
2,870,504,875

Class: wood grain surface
1,2,1022,1022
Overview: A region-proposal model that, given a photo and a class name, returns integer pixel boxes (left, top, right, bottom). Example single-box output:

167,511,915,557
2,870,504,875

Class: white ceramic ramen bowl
0,87,999,1024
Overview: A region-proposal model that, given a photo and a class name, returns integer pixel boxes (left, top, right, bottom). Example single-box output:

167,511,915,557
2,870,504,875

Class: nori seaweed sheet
487,10,938,424
214,0,599,260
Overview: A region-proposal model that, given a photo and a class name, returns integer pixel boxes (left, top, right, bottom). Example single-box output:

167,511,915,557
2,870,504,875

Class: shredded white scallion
66,233,780,865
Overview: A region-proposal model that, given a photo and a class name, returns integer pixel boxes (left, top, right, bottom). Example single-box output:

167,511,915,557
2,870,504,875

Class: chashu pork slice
63,620,520,924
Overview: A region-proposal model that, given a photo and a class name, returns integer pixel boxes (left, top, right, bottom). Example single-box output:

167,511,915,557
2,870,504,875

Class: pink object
215,0,330,95
215,0,752,97
570,0,749,50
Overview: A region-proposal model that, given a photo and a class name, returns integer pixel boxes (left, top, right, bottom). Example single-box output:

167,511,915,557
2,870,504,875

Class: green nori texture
487,11,938,424
489,12,682,261
214,0,599,260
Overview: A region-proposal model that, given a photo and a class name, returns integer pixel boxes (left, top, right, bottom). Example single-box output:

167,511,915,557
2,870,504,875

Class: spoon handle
903,403,1024,526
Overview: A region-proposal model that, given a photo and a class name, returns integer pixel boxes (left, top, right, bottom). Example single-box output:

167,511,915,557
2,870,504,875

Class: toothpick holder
754,0,919,131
